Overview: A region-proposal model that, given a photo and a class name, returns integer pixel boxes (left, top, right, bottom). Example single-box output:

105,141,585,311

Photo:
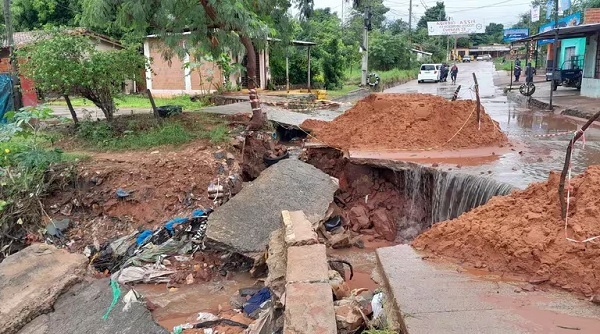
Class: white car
418,64,441,83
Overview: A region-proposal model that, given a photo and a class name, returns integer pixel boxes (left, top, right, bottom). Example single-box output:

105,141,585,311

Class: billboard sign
427,20,485,35
503,28,529,42
538,12,581,45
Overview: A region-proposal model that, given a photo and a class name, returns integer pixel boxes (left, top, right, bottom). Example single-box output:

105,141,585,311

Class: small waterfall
404,165,424,220
431,171,513,223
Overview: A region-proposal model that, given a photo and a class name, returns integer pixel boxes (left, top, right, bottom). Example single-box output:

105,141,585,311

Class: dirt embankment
413,166,600,297
45,140,239,251
301,93,508,151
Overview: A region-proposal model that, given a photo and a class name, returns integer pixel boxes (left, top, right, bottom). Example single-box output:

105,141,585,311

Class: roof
470,45,511,52
410,48,433,55
267,37,316,46
513,23,600,43
2,28,122,49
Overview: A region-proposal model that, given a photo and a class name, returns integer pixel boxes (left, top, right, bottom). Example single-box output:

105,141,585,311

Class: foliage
50,94,209,111
11,0,81,31
344,68,418,86
417,2,446,29
18,30,147,122
470,23,504,46
0,106,73,260
322,39,344,90
369,31,411,71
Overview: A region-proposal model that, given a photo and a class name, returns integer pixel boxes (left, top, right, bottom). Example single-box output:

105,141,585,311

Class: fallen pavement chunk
206,159,337,254
18,279,168,334
284,283,337,334
0,244,87,334
282,210,318,247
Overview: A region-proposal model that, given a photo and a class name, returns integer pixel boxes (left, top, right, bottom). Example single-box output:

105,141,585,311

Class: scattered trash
197,312,219,322
245,300,276,334
329,270,350,300
208,175,242,206
115,188,131,199
371,292,384,323
111,264,175,285
122,289,141,312
324,216,342,231
46,219,70,237
243,287,272,318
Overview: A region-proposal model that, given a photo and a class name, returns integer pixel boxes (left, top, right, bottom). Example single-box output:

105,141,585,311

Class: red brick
284,283,337,334
282,210,318,247
286,244,329,283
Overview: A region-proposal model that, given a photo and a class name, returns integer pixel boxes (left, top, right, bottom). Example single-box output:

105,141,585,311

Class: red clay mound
300,119,329,134
304,93,507,150
413,166,600,297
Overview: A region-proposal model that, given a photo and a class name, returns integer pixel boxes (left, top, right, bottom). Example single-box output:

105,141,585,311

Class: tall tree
11,0,81,31
417,2,446,29
83,0,299,129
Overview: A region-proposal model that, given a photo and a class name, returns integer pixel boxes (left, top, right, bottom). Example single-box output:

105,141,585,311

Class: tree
485,23,504,44
417,2,446,29
11,0,81,31
369,31,411,71
322,39,344,89
385,19,409,35
82,0,304,129
19,31,146,122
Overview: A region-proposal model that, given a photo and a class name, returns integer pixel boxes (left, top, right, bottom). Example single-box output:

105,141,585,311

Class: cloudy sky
310,0,533,27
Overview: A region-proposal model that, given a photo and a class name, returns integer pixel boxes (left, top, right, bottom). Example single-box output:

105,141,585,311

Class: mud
301,93,508,150
413,166,600,297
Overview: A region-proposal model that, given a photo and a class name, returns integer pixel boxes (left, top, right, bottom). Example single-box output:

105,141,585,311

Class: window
421,65,435,71
563,46,576,69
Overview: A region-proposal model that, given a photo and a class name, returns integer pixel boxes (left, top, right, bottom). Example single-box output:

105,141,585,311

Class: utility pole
361,6,371,86
549,0,559,110
2,0,22,110
408,0,413,43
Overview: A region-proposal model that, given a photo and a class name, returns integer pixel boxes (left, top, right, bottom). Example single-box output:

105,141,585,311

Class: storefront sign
503,28,529,42
538,12,581,45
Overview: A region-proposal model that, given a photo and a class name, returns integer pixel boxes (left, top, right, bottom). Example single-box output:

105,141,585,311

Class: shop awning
513,23,600,43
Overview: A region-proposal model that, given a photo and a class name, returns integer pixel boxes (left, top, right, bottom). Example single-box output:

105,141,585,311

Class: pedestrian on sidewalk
450,64,458,84
515,57,521,67
525,63,534,84
514,64,522,82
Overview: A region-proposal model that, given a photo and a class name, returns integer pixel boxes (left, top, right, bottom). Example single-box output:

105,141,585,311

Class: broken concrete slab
0,244,88,334
284,283,337,334
206,159,337,254
377,245,600,334
18,279,168,334
282,211,318,247
286,244,329,284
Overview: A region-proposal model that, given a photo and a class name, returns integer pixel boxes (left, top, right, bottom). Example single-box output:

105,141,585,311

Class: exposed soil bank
301,93,508,150
413,166,600,297
303,148,513,242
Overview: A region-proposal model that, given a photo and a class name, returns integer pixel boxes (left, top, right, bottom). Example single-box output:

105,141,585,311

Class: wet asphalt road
384,61,600,189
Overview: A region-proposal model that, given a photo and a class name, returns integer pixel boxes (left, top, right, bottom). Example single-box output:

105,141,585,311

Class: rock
0,244,87,334
46,219,70,237
284,283,337,334
329,232,352,249
206,159,338,255
282,211,318,247
349,205,370,231
329,270,350,300
334,302,364,331
18,279,168,334
185,273,195,285
371,208,397,241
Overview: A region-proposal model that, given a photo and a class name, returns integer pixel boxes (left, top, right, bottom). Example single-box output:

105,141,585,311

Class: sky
310,0,534,27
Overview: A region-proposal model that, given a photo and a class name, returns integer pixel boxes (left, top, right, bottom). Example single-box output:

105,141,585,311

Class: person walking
525,63,534,83
440,64,448,82
515,57,521,67
450,64,458,84
514,64,522,82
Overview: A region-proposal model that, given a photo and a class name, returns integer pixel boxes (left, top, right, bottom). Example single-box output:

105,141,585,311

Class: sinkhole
303,147,514,242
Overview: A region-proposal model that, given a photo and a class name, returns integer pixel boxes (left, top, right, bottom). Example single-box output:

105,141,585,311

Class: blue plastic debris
164,217,189,232
115,188,130,199
136,229,153,245
243,287,271,316
191,209,206,218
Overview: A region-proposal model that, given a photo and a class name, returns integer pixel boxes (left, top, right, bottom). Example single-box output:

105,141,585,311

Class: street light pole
408,0,413,43
549,0,559,110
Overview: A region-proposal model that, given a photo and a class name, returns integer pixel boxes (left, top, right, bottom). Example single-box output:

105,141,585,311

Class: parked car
417,63,441,83
476,55,484,61
462,56,471,63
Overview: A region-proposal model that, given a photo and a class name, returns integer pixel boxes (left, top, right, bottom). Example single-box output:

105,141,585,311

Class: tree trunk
63,95,79,125
240,36,266,130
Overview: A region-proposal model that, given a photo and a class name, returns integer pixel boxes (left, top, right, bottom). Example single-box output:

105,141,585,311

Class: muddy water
135,272,256,331
385,61,600,189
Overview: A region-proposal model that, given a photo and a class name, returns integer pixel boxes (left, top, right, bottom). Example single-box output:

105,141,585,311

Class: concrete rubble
18,279,168,334
0,244,88,334
206,159,338,255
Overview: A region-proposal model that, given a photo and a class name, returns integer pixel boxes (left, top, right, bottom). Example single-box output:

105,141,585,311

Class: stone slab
18,279,168,334
377,244,600,334
284,283,337,334
286,244,329,284
0,244,88,334
282,210,318,247
206,159,337,254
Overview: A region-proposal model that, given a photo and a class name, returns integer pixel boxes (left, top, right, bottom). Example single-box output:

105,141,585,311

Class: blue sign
504,28,529,42
538,12,581,46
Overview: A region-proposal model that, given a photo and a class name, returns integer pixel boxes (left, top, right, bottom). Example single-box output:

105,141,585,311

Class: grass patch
327,84,361,99
75,113,229,151
343,68,418,86
48,94,209,111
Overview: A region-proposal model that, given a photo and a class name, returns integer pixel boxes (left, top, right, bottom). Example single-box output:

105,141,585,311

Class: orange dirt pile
300,119,329,133
413,166,600,297
302,93,508,150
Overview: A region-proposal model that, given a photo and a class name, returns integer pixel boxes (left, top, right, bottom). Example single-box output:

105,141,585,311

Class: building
469,45,511,59
0,29,124,107
410,49,433,61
